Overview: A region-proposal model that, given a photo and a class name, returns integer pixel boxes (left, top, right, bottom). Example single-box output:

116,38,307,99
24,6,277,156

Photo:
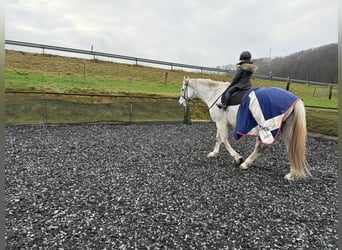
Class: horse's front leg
240,138,266,170
207,130,221,157
208,121,243,164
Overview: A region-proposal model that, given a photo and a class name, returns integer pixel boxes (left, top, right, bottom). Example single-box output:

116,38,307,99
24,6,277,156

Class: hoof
207,152,218,158
240,162,249,170
233,158,244,166
284,173,294,181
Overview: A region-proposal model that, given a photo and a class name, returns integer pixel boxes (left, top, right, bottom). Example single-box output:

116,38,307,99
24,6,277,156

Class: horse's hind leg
222,135,244,165
281,116,294,180
281,108,310,180
240,138,266,170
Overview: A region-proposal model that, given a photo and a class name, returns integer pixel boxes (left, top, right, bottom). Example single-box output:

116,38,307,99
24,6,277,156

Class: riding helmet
239,51,252,61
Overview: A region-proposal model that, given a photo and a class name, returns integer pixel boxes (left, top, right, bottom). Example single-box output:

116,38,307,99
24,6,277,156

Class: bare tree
252,44,337,83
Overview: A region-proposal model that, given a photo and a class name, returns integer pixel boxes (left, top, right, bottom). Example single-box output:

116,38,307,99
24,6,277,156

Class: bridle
181,80,192,103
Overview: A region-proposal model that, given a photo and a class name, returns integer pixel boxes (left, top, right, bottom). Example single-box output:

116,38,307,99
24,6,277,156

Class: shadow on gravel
5,123,337,249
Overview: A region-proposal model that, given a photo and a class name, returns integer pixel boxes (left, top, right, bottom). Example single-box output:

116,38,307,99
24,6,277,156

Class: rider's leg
217,86,239,110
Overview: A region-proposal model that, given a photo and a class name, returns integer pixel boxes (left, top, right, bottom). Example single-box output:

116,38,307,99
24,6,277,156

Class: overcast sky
5,0,338,67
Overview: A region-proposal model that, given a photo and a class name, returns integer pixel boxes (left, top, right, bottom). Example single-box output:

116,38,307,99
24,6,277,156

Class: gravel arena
5,123,338,249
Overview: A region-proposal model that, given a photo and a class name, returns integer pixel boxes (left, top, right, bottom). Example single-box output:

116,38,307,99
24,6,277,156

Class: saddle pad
233,87,300,144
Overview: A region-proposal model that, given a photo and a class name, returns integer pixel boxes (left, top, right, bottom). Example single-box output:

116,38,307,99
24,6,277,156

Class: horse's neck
191,79,228,107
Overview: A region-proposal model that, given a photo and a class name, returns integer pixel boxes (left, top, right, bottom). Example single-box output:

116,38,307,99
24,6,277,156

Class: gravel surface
5,123,338,249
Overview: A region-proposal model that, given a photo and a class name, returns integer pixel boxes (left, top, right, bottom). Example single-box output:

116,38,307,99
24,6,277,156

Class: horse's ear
184,76,189,80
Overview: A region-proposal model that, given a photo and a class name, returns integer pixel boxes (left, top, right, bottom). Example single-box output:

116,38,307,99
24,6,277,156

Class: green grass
6,67,338,107
5,50,338,136
5,69,182,96
306,108,338,135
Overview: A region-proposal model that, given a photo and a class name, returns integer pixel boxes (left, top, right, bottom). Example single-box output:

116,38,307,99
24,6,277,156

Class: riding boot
217,89,233,110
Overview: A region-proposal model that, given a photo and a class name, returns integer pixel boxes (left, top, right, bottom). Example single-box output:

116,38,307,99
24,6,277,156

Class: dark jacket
229,61,257,90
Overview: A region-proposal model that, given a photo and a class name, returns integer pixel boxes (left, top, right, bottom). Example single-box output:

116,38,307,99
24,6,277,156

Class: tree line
253,43,338,84
217,43,337,84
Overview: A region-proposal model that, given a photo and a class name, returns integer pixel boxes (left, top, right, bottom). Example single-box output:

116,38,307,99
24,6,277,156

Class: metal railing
5,40,337,88
5,40,232,74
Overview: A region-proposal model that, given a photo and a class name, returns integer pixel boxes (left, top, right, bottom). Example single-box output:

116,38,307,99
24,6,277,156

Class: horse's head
179,76,196,107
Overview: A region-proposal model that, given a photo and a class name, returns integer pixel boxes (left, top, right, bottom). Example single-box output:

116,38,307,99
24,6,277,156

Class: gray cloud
5,0,338,66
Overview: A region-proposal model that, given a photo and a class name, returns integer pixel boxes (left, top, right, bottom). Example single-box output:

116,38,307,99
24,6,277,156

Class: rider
217,51,257,110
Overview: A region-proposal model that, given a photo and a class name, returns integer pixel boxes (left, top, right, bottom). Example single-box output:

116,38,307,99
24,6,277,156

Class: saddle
227,88,250,106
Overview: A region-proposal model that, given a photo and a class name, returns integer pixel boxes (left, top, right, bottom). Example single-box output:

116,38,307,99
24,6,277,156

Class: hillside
253,44,338,83
5,49,234,96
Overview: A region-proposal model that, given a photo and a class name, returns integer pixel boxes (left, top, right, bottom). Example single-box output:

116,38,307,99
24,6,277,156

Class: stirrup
216,103,227,109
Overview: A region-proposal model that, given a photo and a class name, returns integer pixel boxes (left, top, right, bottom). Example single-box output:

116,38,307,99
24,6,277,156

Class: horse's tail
288,100,311,178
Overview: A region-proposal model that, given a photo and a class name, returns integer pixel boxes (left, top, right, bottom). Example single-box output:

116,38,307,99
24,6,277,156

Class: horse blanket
233,87,300,144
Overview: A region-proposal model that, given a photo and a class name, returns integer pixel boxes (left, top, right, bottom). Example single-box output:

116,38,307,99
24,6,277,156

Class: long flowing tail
288,100,311,178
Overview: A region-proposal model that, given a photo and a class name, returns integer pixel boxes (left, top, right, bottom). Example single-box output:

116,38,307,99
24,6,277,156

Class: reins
208,91,225,110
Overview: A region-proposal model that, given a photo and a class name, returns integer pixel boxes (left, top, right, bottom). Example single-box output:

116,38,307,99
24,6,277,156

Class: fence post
286,77,291,91
328,86,333,99
43,91,47,124
129,102,133,124
183,106,192,125
164,72,168,85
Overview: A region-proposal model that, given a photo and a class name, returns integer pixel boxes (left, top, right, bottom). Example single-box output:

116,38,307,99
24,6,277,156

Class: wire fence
5,91,194,125
5,90,337,126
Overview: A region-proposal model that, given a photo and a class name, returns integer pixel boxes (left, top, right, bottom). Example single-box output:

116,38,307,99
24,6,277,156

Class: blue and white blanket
233,87,300,144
